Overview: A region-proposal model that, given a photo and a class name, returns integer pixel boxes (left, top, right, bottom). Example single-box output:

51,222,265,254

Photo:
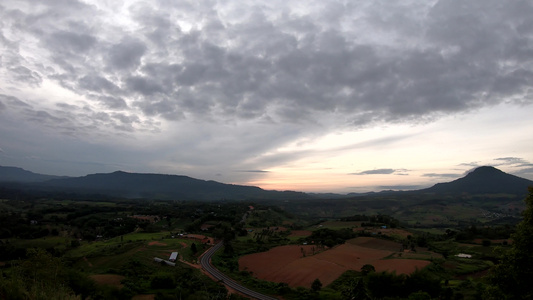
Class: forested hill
0,167,309,201
418,166,533,196
0,166,65,182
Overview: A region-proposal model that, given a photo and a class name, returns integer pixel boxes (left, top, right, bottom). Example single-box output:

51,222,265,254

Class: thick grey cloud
46,30,97,54
107,38,147,70
78,75,121,95
4,0,532,127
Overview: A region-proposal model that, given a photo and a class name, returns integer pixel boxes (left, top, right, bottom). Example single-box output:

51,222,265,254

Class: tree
190,242,198,254
311,278,322,292
361,264,376,276
488,187,533,299
341,277,370,300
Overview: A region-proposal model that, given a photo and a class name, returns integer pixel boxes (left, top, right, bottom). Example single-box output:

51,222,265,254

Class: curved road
200,242,278,300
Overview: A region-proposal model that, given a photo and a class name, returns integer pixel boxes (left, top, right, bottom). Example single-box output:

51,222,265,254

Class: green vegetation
0,183,530,299
487,187,533,299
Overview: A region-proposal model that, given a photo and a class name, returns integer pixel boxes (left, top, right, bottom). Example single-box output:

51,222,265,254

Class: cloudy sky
1,0,532,193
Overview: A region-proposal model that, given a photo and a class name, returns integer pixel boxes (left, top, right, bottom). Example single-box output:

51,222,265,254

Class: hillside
419,166,533,196
0,166,309,201
1,165,531,202
0,166,65,182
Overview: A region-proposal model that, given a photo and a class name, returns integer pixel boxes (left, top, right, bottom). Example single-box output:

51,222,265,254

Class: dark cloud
352,169,396,175
4,0,532,128
9,66,42,87
107,38,147,70
514,167,533,179
126,76,165,96
0,94,31,108
237,170,270,173
95,96,128,110
78,75,120,94
47,30,97,53
459,162,480,168
422,173,461,179
494,157,528,166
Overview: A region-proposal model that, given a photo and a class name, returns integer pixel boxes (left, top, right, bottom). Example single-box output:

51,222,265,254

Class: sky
1,0,532,193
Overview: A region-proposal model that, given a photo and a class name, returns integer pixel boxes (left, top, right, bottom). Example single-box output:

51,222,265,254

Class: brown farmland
288,230,312,237
90,274,125,288
239,237,431,288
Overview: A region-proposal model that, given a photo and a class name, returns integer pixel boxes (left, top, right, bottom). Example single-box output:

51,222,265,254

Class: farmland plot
239,237,431,288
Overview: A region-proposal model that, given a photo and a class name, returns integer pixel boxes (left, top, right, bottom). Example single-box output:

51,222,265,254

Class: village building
169,252,178,262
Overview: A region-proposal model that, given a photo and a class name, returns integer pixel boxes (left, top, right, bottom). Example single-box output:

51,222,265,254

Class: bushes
330,268,442,300
306,228,356,247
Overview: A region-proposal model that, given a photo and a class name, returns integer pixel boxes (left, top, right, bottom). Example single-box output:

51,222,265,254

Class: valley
0,165,531,299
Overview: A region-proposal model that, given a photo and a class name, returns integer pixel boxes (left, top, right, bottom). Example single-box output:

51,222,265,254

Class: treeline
450,224,515,241
305,228,357,248
330,268,443,300
340,214,400,228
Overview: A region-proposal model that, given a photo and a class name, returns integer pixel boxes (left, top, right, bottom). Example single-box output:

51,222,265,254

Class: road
200,241,278,300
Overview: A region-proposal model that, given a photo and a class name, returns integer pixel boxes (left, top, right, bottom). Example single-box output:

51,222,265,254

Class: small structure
154,257,176,266
456,253,472,258
169,252,178,262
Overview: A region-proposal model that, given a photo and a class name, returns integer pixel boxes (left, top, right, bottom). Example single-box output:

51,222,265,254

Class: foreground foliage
488,187,533,300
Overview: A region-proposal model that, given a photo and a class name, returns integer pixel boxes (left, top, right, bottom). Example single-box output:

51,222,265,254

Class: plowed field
239,237,431,288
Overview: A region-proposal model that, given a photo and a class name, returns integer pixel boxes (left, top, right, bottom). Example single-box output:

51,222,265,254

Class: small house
169,252,178,262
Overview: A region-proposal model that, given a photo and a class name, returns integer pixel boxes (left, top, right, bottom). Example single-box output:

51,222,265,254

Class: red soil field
288,230,312,237
132,295,155,300
90,274,125,288
239,237,430,288
148,241,167,246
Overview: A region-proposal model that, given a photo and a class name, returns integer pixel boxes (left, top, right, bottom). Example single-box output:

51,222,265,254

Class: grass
68,238,203,273
450,258,493,275
120,231,171,242
10,236,73,251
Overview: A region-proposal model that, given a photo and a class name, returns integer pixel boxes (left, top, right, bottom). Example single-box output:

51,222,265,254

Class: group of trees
341,214,400,228
452,224,515,242
329,268,441,300
487,187,533,299
306,228,357,248
0,248,120,300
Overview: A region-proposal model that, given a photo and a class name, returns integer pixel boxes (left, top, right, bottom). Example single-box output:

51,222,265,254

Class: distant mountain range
0,166,308,201
0,165,531,201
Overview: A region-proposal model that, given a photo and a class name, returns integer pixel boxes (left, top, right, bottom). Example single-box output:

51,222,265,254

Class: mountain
419,166,533,196
0,168,309,201
0,166,66,182
1,165,531,201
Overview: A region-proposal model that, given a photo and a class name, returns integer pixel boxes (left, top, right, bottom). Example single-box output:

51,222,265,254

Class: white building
169,252,178,262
